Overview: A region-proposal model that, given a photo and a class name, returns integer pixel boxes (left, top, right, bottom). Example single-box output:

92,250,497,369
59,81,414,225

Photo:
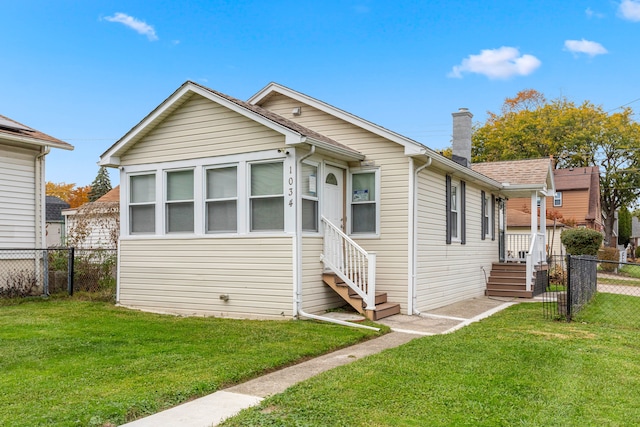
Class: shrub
598,247,619,272
561,228,603,255
635,246,640,259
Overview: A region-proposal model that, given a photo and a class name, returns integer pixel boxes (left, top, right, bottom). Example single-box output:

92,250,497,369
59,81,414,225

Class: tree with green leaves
472,90,640,246
618,206,632,247
87,166,113,202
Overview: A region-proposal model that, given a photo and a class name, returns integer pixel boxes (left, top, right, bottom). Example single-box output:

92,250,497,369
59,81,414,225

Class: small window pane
167,202,194,232
302,199,318,232
130,205,155,233
207,167,237,199
352,173,375,202
352,204,376,233
451,211,458,238
251,163,283,196
251,197,284,231
131,174,155,203
207,200,237,232
167,170,194,201
325,173,338,185
451,186,457,211
302,163,318,197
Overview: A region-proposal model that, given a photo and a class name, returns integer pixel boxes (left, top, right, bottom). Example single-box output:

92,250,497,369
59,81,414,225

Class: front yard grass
0,299,380,427
223,296,640,426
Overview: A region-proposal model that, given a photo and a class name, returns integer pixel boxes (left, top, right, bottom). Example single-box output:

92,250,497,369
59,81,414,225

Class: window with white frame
205,166,237,233
451,184,459,239
250,161,284,231
554,191,562,207
301,162,318,232
129,173,156,234
483,192,490,238
351,171,377,234
166,169,194,233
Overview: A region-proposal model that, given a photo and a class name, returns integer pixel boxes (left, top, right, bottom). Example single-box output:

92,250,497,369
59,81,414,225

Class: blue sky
2,1,640,187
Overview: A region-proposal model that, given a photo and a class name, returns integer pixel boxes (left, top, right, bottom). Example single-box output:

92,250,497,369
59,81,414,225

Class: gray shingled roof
45,196,70,222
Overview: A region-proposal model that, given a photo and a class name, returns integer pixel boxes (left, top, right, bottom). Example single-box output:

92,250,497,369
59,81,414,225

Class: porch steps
322,273,401,321
485,263,533,298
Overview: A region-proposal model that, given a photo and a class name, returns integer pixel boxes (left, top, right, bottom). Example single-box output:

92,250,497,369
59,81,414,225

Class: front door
323,165,345,231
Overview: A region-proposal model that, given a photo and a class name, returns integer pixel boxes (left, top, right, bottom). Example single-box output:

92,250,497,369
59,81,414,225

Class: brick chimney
451,108,473,168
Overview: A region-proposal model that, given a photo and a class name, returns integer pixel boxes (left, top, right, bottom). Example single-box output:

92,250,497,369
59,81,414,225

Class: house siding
118,237,294,318
121,94,285,166
0,145,37,248
301,236,343,314
415,167,498,310
260,94,410,312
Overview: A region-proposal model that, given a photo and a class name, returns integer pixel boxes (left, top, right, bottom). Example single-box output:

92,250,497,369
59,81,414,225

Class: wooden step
367,302,401,321
485,289,533,298
350,291,389,306
486,282,528,290
487,276,527,285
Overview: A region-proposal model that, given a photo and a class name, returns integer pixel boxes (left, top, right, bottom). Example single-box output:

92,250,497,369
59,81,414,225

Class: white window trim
301,160,320,234
484,194,491,237
164,168,196,234
204,164,240,234
554,191,562,207
248,160,286,233
120,149,294,239
347,168,380,237
451,180,461,242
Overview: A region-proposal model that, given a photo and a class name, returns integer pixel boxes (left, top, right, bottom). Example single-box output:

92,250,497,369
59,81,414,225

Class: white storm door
323,165,345,230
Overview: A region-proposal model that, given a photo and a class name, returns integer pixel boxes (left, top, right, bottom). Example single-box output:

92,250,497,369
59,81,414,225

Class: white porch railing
320,216,376,311
507,232,545,291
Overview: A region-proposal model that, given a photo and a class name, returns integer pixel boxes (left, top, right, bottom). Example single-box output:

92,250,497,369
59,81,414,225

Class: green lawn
223,294,640,427
0,299,380,427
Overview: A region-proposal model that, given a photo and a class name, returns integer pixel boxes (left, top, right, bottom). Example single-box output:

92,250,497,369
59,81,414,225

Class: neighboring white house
99,81,553,320
0,114,73,294
63,186,119,249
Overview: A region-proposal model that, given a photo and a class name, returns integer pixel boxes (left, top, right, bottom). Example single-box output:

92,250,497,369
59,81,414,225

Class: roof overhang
101,82,361,166
0,133,73,151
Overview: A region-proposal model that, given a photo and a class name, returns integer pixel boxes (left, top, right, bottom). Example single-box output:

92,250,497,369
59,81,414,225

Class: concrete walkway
121,296,517,427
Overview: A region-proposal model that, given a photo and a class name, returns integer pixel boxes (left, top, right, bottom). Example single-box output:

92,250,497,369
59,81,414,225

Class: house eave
0,133,73,151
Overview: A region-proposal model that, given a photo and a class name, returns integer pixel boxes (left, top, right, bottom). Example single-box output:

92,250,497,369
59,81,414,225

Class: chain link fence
0,248,116,298
543,254,640,322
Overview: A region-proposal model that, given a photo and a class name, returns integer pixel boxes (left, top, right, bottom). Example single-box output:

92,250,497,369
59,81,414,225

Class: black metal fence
543,254,640,322
0,248,116,298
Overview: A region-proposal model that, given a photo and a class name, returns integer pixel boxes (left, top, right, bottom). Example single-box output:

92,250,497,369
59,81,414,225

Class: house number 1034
288,166,294,207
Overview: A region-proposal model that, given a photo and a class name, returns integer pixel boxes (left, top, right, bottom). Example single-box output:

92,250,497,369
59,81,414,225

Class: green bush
635,246,640,259
598,247,619,272
560,228,603,255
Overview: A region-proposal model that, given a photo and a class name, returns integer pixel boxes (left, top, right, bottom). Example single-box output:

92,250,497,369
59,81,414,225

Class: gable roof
100,81,364,166
553,166,600,221
0,114,73,151
471,158,555,196
249,82,503,188
45,196,70,222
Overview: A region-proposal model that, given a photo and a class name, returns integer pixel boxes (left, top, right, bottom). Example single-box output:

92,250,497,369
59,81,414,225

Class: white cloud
564,39,608,57
585,7,605,18
448,47,541,80
104,12,158,41
619,0,640,21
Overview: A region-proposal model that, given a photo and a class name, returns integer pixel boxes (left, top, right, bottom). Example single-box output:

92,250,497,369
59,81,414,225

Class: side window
166,169,194,233
301,162,318,232
250,162,284,231
351,171,377,234
451,184,459,239
446,176,465,244
481,191,490,239
130,173,156,234
554,191,562,207
206,166,237,233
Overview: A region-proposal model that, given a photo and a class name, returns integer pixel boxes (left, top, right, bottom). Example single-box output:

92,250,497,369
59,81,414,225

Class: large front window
166,169,194,233
351,171,377,234
129,173,155,234
250,162,284,231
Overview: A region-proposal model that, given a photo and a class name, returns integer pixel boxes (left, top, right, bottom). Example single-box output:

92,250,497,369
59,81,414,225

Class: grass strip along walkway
222,294,640,427
0,299,380,427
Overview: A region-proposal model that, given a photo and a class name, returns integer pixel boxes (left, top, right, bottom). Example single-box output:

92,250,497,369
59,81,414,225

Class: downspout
294,145,379,331
36,146,50,294
410,155,432,316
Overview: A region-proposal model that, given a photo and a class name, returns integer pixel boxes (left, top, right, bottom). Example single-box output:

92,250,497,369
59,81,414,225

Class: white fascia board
0,134,73,151
291,136,365,161
100,82,306,165
249,83,427,154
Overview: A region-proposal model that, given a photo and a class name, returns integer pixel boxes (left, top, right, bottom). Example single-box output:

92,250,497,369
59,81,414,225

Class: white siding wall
122,94,285,165
260,94,410,312
415,167,499,310
119,237,294,318
65,213,118,249
0,145,37,248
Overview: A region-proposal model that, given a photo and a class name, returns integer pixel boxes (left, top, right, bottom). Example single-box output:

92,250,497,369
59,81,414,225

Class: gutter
294,145,379,331
36,146,50,294
409,155,432,316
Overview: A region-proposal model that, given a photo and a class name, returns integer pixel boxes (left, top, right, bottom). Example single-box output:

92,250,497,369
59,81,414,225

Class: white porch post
530,191,538,235
540,192,547,260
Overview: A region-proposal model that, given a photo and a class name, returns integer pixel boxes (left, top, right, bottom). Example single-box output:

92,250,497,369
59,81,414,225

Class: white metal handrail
320,216,376,311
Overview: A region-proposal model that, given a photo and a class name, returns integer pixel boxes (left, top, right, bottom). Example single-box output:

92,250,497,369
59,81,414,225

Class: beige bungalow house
100,81,552,321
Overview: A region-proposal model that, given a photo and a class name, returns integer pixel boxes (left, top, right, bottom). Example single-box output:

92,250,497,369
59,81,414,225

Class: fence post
43,249,49,296
566,254,572,321
68,247,75,296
